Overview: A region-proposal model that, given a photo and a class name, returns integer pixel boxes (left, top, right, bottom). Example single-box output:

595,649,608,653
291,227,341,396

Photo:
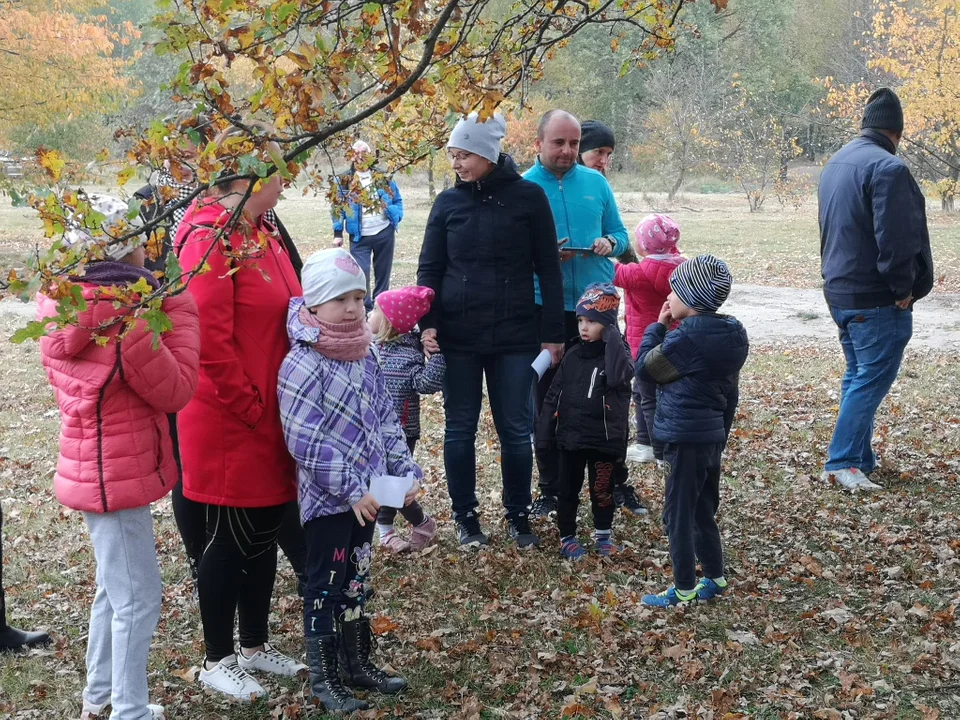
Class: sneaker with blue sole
641,586,697,608
695,578,727,600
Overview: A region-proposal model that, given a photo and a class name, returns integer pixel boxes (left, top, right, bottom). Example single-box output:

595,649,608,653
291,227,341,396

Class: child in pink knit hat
614,214,686,465
369,286,445,552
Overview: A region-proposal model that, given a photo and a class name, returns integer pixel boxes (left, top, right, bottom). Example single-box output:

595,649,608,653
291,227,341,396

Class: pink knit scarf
298,305,372,361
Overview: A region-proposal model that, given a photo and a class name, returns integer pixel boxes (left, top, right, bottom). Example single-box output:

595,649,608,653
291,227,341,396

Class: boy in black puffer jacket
636,255,749,607
538,283,634,560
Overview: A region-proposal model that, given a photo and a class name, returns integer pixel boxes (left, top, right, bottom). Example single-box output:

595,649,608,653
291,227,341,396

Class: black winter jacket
537,325,634,456
417,155,565,354
818,130,934,309
637,314,748,445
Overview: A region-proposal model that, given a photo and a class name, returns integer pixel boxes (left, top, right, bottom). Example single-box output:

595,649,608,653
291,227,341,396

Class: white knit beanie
301,248,368,308
447,113,506,164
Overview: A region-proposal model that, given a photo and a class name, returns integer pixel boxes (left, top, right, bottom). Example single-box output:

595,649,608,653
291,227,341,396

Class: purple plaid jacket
278,298,422,523
374,332,445,440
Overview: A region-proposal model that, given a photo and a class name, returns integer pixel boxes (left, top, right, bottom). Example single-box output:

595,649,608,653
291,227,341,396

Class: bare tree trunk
427,150,436,201
942,158,958,212
668,164,686,201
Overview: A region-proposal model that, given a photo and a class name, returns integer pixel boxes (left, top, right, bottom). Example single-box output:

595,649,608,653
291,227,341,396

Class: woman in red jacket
39,194,200,719
175,135,306,701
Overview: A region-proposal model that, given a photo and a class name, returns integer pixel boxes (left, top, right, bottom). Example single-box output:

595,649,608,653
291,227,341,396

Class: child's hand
352,493,381,526
403,478,421,506
658,301,674,326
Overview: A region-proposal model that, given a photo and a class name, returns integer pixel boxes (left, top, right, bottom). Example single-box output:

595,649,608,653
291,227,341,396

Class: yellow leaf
36,147,66,182
116,167,136,188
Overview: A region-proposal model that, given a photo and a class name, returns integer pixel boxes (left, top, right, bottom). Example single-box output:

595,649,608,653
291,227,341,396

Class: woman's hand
421,328,440,358
403,478,421,506
352,493,381,526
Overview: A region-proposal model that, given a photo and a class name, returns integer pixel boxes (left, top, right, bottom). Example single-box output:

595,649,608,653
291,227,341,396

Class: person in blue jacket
332,140,404,312
524,110,634,517
818,88,933,493
635,255,748,607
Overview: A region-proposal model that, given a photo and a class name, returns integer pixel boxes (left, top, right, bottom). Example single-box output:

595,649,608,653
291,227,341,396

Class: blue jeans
826,305,913,473
349,225,395,312
443,351,537,521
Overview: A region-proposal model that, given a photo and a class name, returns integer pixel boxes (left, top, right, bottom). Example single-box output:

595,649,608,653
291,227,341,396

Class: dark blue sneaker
695,577,728,600
594,535,621,556
560,537,586,560
641,586,697,608
456,511,489,547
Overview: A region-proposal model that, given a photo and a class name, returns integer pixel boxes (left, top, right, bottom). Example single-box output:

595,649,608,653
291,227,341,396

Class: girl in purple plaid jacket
277,249,422,713
369,285,445,553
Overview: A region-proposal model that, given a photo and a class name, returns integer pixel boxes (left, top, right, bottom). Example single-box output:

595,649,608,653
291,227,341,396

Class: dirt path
3,285,959,349
724,284,960,350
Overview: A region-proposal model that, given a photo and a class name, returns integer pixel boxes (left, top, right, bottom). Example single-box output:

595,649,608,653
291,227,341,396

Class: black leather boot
306,635,368,713
338,617,407,694
0,625,51,653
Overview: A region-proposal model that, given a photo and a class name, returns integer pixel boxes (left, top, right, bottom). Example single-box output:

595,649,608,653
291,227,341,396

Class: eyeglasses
447,151,474,164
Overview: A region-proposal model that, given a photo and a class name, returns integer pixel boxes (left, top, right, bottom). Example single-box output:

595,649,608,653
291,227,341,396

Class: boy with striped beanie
634,255,749,607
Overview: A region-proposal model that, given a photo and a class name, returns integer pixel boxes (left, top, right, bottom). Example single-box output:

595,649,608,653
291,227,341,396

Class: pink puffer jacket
615,254,686,358
38,263,200,513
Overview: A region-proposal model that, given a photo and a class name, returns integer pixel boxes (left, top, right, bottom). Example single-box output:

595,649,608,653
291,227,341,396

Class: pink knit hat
635,213,681,254
376,286,435,334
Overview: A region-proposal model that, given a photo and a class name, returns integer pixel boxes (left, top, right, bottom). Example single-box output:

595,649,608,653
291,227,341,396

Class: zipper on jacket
587,367,598,398
95,344,125,512
603,398,610,440
558,177,576,309
154,420,166,487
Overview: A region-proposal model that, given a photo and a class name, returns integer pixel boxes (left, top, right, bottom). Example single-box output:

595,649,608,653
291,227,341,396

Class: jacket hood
684,314,749,373
38,262,161,360
286,296,319,346
454,153,521,191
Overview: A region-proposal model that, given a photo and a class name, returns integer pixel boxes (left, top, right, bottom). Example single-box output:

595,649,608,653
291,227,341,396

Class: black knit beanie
580,120,616,154
861,88,904,133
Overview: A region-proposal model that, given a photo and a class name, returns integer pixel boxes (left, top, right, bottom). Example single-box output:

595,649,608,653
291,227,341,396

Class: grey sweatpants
82,507,162,720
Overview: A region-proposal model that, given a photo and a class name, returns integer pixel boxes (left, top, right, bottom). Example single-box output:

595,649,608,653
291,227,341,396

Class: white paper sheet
531,348,553,380
370,475,413,508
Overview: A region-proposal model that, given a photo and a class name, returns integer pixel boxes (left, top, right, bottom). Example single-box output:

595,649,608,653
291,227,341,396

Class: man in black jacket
818,88,934,492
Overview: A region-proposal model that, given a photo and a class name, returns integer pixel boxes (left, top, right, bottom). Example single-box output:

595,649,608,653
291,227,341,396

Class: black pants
535,310,632,496
557,450,617,538
662,442,725,592
303,511,375,638
0,505,8,631
376,437,426,526
199,503,286,661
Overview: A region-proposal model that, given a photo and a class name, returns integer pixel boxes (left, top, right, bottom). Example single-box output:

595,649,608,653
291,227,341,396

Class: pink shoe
380,530,412,553
409,516,438,552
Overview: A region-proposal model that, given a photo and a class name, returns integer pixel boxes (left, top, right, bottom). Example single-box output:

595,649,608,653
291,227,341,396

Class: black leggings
199,503,286,662
168,415,307,584
303,511,375,638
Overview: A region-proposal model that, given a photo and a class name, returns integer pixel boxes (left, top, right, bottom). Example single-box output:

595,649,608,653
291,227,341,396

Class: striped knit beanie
669,254,732,313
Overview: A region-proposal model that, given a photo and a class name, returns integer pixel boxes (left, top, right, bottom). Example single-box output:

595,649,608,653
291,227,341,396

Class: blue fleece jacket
331,172,404,239
524,160,628,312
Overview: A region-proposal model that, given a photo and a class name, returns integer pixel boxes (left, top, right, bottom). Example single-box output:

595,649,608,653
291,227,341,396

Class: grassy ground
2,190,960,718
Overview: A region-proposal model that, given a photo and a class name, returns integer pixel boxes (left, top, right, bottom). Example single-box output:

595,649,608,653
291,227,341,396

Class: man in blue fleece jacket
525,110,635,517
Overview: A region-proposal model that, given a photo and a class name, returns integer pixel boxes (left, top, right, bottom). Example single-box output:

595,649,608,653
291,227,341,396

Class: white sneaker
820,468,882,492
199,655,266,702
237,643,307,677
80,699,165,719
626,444,655,463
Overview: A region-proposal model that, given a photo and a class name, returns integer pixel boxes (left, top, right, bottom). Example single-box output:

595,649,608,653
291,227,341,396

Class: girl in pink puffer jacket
38,195,200,720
